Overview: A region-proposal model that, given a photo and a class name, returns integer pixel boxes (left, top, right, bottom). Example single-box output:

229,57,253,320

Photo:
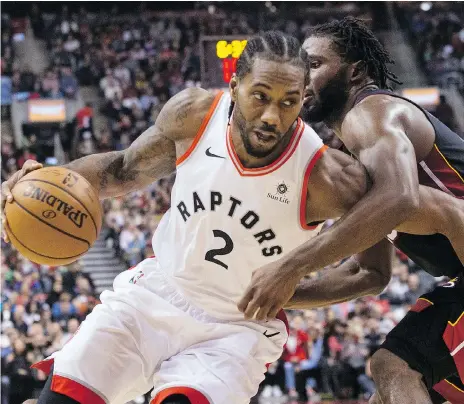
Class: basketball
4,167,102,266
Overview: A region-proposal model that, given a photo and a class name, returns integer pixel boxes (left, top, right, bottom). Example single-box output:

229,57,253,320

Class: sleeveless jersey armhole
299,145,329,230
176,91,224,166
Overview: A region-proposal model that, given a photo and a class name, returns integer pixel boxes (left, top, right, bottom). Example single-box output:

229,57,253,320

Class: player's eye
253,92,267,101
310,61,321,69
282,99,297,107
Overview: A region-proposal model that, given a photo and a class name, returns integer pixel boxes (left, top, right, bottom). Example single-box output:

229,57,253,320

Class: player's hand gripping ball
2,164,102,265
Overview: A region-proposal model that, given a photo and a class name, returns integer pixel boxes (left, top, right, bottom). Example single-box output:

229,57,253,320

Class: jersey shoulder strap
176,91,228,166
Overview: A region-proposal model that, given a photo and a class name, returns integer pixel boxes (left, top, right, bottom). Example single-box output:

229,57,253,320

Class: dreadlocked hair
307,17,402,90
229,31,309,120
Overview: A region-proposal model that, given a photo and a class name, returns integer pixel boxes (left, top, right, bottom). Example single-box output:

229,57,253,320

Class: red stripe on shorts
32,359,106,403
433,379,464,403
31,357,54,375
265,309,290,369
51,374,106,404
443,312,464,382
150,386,210,404
276,309,290,336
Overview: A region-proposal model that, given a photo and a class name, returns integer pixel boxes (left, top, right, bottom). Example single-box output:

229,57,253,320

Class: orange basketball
5,166,102,266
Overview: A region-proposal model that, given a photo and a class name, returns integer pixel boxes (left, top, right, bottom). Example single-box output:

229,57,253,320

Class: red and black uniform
354,89,464,404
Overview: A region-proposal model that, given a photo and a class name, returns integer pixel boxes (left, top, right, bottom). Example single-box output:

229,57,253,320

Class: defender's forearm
282,185,416,277
286,258,388,310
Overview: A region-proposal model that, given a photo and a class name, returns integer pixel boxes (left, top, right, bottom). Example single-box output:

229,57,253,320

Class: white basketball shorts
33,257,289,404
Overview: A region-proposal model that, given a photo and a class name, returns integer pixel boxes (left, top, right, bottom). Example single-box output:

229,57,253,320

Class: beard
301,67,350,125
233,99,284,159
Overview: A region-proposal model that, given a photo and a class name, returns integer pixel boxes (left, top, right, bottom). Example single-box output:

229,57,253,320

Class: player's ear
229,74,238,102
350,60,367,84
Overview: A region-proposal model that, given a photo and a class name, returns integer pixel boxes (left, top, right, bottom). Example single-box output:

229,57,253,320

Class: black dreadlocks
228,31,309,120
306,17,402,90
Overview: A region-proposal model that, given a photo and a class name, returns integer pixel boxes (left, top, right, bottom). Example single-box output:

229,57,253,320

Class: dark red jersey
354,89,463,277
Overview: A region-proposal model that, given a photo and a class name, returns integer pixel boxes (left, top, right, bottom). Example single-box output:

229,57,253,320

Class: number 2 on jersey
205,229,234,269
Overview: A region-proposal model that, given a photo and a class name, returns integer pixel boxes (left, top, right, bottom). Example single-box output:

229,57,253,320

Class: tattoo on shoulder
174,98,194,128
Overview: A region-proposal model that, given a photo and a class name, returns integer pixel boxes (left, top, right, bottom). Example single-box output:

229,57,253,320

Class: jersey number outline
205,229,234,269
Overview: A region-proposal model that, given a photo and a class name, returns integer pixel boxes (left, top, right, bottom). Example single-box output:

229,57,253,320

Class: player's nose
260,104,280,129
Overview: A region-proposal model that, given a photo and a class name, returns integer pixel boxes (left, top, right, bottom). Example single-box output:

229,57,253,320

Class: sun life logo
276,182,288,195
267,181,290,204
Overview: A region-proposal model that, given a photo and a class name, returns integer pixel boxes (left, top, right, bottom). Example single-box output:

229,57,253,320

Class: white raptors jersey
152,91,327,320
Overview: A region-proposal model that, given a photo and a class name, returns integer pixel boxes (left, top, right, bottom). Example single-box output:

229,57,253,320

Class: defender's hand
1,160,43,242
238,261,300,321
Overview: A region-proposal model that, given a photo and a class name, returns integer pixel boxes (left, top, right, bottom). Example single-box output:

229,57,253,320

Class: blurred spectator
113,63,131,89
3,339,35,404
260,361,286,399
41,70,59,96
16,149,38,171
293,323,324,401
283,315,310,398
140,87,159,112
100,71,123,101
61,318,80,346
19,66,36,93
72,103,98,159
340,324,370,398
397,2,464,94
320,319,346,399
357,357,376,399
75,103,93,132
51,293,77,325
76,54,99,86
1,74,12,118
63,34,80,54
404,273,423,304
59,66,78,98
29,4,45,39
119,222,146,267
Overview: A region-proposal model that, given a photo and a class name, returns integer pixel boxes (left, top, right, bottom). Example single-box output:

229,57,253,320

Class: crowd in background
1,13,80,108
0,3,458,404
396,1,464,95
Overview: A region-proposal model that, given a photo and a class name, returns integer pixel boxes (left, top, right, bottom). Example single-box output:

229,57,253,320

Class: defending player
238,18,463,404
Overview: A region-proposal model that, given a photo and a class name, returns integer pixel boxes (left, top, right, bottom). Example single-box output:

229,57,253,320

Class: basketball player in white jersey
0,31,458,404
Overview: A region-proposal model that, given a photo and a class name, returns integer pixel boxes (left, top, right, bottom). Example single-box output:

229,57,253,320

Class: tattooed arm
62,88,215,198
1,87,215,240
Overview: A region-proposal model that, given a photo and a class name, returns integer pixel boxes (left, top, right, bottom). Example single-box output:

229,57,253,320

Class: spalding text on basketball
22,183,88,228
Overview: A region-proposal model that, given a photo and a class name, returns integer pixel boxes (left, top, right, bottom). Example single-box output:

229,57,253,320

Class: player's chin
250,135,278,153
249,142,277,158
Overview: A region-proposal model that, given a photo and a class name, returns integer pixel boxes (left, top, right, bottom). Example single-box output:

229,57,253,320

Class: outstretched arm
280,97,420,277
287,186,464,311
1,88,214,242
286,239,393,309
1,88,214,204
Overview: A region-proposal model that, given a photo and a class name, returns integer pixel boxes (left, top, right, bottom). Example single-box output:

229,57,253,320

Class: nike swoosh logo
263,330,280,338
205,147,225,159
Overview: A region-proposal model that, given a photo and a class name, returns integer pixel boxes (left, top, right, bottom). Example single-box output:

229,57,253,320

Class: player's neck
229,120,298,169
329,82,379,136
